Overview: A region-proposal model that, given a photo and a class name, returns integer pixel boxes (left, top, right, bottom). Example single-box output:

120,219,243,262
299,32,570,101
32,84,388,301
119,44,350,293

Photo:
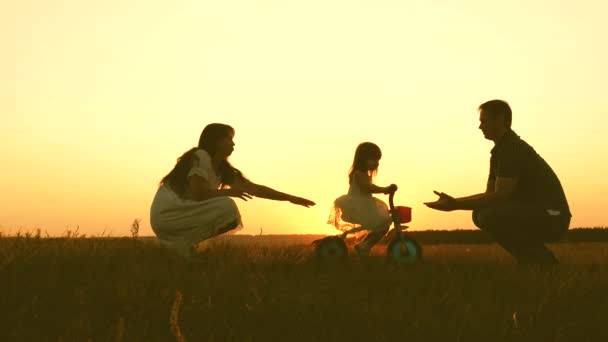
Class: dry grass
1,232,607,341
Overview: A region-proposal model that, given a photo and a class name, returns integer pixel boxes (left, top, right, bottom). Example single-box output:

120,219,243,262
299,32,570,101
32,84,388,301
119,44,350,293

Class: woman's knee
216,196,238,208
215,196,242,217
217,220,240,234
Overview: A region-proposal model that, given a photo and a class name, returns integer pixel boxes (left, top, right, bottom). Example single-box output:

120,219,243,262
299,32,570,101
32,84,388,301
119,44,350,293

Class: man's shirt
489,130,571,216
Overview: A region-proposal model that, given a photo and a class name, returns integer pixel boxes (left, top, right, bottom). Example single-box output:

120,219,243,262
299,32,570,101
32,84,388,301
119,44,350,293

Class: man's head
478,99,512,141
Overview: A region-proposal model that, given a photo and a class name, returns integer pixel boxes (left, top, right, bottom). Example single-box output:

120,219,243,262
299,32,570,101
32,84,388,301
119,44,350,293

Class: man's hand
424,190,457,211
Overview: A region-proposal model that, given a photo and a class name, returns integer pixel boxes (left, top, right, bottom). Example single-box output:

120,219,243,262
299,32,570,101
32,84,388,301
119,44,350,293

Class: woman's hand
228,188,253,201
288,196,316,208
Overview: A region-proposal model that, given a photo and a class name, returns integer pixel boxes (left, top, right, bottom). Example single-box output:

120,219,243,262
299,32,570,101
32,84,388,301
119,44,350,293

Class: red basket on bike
394,206,412,223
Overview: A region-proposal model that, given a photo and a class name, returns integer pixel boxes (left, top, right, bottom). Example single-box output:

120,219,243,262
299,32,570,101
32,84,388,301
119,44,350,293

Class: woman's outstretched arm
188,175,252,201
234,178,315,207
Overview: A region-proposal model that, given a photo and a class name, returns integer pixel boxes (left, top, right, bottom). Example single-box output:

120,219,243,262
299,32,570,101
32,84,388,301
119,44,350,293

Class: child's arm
352,171,393,194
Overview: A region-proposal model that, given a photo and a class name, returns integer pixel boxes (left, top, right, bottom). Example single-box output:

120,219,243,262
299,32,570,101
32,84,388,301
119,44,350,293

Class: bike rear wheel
314,236,348,261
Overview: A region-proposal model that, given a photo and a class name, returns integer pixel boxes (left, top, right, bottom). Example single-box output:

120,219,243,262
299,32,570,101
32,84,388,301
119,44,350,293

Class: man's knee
543,216,571,242
472,207,516,237
472,209,481,228
472,208,497,230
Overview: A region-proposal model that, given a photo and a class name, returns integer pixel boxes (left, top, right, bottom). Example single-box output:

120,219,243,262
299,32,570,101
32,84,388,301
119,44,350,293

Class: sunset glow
2,0,607,236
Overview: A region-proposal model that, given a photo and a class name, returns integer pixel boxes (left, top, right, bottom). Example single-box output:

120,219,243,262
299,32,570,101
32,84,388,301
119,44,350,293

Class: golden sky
2,0,607,236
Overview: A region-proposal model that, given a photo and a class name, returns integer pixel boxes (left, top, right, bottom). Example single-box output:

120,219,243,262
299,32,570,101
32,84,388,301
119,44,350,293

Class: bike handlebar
388,189,396,210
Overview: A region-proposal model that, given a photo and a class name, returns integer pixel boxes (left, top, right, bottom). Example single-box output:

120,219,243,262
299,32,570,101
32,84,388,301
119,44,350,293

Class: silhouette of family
150,100,571,264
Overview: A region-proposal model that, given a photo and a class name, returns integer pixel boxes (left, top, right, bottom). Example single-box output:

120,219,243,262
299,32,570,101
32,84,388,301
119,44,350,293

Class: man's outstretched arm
425,177,518,211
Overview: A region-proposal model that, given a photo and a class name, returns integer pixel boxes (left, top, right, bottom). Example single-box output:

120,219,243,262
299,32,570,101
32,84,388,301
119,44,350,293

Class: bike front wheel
386,235,422,263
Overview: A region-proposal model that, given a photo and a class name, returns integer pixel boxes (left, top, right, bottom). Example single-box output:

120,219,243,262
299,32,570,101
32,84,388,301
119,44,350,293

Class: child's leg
355,220,391,256
361,227,389,248
340,226,367,238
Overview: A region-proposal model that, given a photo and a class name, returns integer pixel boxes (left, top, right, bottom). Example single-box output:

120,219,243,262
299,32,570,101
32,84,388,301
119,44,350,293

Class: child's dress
328,178,391,233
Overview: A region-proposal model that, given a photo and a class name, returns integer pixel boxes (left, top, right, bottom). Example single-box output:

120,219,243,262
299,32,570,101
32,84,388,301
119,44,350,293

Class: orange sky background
2,0,607,236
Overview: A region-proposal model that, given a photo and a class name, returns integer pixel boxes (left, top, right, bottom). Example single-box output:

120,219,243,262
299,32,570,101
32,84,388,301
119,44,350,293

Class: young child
328,142,397,256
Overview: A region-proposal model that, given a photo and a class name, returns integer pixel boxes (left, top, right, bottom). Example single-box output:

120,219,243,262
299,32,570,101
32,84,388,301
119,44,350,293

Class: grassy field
1,229,608,341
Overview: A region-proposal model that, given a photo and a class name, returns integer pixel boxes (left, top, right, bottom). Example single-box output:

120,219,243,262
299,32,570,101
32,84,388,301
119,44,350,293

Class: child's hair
160,123,246,197
348,142,382,184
